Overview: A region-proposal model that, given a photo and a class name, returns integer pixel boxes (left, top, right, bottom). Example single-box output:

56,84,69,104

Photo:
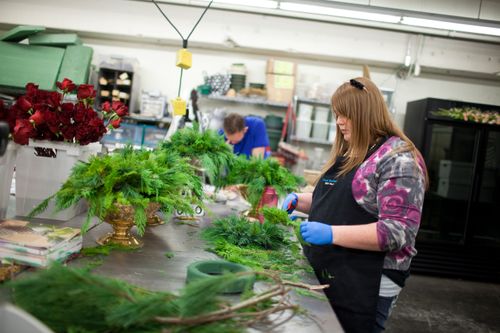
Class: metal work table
2,197,343,332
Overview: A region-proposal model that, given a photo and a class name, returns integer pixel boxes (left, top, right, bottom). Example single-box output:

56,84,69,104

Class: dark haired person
282,78,428,333
222,113,271,159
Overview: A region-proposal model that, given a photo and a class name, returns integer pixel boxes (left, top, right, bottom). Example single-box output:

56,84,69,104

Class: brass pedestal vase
97,204,143,248
146,203,164,226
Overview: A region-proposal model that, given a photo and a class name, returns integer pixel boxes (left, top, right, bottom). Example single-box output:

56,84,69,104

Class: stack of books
0,220,82,267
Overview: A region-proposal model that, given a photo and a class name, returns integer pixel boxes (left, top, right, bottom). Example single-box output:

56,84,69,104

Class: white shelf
290,135,333,145
204,94,289,108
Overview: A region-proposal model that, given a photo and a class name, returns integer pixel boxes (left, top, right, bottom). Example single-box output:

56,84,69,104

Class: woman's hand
281,193,298,214
300,221,333,245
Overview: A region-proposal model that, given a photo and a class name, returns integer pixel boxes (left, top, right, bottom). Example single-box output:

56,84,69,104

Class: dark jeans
373,295,398,333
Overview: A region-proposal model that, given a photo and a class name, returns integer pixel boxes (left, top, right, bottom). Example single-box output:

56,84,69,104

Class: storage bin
312,121,329,141
267,129,281,151
328,123,337,142
297,104,313,120
101,123,143,145
0,143,16,219
265,115,283,130
296,119,312,139
142,126,168,148
314,107,330,122
15,140,101,220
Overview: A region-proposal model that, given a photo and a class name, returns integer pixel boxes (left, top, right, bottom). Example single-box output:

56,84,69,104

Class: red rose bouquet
0,78,128,145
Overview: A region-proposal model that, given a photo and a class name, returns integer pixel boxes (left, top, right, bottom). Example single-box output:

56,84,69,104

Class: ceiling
142,0,500,43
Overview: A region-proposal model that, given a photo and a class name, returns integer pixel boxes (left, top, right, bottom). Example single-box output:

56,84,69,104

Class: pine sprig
202,213,313,283
158,124,235,185
220,156,304,210
203,215,289,250
7,264,323,332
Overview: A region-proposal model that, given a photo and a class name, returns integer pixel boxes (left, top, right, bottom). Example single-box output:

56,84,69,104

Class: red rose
111,101,128,117
12,119,35,145
111,118,122,128
29,110,45,126
43,111,60,134
77,84,96,100
47,91,62,108
60,102,74,114
56,78,76,93
116,105,128,117
101,101,111,113
16,97,33,113
61,125,76,141
25,83,38,97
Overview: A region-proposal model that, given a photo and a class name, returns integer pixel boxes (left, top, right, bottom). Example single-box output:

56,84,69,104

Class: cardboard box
266,74,295,103
266,59,297,76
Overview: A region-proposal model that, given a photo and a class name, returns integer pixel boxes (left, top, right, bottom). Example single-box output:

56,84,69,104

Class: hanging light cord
151,0,213,97
151,0,213,45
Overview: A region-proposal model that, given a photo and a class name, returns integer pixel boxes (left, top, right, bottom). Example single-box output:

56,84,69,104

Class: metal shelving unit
204,94,289,109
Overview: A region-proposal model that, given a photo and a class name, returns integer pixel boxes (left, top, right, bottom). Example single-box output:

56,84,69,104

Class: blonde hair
322,77,428,186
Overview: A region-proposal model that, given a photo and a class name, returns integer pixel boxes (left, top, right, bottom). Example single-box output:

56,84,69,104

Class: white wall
1,0,499,128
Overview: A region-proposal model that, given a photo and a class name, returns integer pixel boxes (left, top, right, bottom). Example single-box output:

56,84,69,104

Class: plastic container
328,123,337,142
297,104,313,120
265,115,283,130
0,143,16,219
267,129,281,151
142,126,168,148
252,186,279,223
296,119,312,139
101,123,143,145
15,140,101,220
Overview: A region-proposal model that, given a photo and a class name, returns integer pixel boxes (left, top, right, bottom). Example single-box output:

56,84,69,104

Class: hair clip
349,79,366,91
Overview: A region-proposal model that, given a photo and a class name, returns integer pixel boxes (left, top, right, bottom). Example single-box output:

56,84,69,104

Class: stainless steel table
3,197,343,332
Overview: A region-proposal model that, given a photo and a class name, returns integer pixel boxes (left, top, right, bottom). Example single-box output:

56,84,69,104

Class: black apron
304,150,385,333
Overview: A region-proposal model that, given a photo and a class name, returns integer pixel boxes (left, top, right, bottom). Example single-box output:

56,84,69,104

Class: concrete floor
386,274,500,333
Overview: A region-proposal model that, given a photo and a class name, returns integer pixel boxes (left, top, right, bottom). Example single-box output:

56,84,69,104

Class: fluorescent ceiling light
280,2,401,24
204,0,278,9
401,17,500,37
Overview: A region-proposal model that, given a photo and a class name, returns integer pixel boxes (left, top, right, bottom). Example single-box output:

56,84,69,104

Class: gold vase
146,202,164,226
97,204,143,248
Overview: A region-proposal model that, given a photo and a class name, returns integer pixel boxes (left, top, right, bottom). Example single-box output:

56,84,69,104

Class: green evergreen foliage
262,207,311,247
8,264,250,333
29,146,203,236
157,124,235,185
203,215,289,250
220,156,304,209
202,214,313,282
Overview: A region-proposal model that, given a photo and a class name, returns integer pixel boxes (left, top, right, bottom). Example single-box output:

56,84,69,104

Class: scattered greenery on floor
8,264,313,333
164,251,175,259
80,244,139,257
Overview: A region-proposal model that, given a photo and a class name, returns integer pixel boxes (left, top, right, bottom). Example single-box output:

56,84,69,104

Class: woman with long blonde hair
282,77,427,333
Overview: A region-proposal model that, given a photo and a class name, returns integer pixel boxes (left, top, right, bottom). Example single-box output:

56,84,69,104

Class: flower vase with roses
0,78,129,220
0,78,128,145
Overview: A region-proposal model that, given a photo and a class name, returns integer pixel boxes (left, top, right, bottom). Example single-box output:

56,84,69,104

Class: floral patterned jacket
352,136,427,271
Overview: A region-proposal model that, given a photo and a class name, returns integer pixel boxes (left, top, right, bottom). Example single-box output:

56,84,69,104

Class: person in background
282,77,428,333
222,113,271,159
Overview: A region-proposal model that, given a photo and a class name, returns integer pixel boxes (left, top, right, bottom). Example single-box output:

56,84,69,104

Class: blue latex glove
300,221,333,245
282,193,298,214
